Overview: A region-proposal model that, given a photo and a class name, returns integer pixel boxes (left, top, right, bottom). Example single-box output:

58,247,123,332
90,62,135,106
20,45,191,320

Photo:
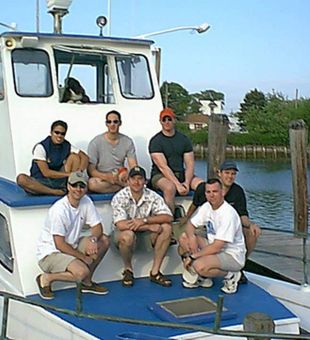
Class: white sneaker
183,277,213,289
221,271,242,294
182,266,198,285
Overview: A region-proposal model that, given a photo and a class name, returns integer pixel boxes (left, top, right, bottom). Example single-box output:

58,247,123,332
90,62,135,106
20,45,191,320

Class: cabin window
54,48,115,103
0,55,4,100
116,55,154,99
11,49,53,97
0,214,13,272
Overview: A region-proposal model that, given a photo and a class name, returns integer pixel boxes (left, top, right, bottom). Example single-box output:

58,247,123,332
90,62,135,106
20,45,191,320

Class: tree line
161,82,310,146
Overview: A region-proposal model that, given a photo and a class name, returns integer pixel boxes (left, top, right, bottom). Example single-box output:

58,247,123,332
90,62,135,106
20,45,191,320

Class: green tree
193,89,224,101
160,81,192,118
237,89,267,131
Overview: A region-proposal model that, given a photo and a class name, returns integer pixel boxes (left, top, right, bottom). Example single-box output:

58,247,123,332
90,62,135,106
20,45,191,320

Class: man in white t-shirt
178,178,246,294
17,120,89,196
36,171,110,299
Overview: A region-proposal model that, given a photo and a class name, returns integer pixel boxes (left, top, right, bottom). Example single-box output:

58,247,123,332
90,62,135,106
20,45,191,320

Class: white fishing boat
0,1,309,339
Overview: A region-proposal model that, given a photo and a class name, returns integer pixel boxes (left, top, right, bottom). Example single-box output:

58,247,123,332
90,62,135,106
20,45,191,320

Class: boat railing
0,286,310,339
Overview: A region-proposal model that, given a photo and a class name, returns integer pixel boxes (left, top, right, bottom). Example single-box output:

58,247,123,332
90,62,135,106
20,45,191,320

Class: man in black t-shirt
183,160,261,282
148,107,203,214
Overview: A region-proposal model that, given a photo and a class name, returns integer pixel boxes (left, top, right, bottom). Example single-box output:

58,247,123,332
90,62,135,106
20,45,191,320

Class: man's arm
53,235,92,264
151,152,186,194
241,215,261,237
36,160,70,179
183,151,195,190
116,214,173,232
127,156,138,169
191,239,226,258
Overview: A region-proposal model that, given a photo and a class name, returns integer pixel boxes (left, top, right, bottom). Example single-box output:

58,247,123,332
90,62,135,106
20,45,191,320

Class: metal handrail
0,288,309,339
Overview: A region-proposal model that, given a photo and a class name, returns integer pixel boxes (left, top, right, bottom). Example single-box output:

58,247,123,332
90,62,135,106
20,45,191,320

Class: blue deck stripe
28,274,296,339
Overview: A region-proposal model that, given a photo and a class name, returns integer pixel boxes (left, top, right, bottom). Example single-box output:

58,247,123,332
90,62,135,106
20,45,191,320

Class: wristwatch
143,217,148,224
90,236,97,243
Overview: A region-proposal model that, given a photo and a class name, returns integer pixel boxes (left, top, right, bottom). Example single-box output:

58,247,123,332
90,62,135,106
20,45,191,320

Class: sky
1,0,310,112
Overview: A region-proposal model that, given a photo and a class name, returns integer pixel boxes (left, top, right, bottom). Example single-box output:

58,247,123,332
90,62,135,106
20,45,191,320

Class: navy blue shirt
193,181,249,217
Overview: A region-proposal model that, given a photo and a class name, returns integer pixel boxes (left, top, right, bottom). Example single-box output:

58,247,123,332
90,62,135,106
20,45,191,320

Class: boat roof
28,274,298,339
0,31,154,46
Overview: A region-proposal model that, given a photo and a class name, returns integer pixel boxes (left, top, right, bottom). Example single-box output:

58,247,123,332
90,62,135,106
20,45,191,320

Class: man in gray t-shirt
87,110,137,193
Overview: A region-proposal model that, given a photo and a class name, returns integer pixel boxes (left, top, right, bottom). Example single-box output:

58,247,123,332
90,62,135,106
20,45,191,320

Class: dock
248,229,310,284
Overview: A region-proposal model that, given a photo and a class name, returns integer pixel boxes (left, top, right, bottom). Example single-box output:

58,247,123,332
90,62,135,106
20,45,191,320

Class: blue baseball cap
219,160,239,171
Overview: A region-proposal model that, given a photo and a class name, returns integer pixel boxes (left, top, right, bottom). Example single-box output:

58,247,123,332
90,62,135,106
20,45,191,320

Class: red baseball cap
159,107,176,121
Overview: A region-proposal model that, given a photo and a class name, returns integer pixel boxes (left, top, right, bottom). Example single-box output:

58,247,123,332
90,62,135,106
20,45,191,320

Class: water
195,159,310,232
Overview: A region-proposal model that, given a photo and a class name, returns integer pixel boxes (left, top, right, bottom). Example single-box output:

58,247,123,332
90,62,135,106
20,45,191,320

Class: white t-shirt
33,143,80,161
190,200,246,266
37,195,103,261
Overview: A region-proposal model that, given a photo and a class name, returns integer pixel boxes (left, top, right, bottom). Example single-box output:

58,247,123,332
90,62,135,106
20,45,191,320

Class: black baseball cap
219,160,239,171
128,166,146,179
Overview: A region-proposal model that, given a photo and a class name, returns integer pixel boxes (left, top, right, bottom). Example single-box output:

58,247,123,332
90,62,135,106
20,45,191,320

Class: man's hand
126,218,144,231
148,224,163,234
250,223,262,238
85,237,98,256
176,183,188,195
188,234,198,254
183,256,192,270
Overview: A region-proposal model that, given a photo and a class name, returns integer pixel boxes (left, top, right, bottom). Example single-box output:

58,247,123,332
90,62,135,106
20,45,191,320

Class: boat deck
249,229,310,284
28,274,297,340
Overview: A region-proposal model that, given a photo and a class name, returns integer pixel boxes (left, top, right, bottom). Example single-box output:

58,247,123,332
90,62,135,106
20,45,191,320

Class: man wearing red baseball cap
148,107,203,214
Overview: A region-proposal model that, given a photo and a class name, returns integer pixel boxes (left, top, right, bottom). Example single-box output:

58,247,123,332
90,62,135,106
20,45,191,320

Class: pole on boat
289,119,309,287
46,0,73,34
207,114,229,179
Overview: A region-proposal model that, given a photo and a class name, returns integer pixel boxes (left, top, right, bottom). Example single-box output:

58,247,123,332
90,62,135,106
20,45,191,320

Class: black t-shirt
193,181,249,217
148,130,193,178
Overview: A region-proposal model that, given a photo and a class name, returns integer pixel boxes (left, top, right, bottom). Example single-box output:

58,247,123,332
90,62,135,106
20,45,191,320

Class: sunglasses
53,130,66,136
70,182,87,189
106,120,120,125
161,116,173,122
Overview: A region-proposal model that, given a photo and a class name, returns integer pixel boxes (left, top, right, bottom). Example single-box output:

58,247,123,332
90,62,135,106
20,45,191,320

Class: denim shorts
36,177,67,190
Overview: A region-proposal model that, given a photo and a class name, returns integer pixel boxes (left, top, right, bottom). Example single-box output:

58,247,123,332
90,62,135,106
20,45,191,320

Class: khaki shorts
112,229,153,251
38,237,88,273
217,252,243,272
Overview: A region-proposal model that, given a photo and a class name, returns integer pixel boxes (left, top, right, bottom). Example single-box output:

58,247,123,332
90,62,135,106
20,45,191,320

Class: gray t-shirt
87,133,137,172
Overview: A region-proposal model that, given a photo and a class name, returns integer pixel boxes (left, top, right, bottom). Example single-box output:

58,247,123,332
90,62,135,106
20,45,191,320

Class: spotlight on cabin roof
46,0,73,11
96,16,108,36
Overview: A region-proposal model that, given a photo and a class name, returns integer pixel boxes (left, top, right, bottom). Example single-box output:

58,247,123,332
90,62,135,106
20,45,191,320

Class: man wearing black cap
36,171,110,299
111,166,173,287
182,160,261,282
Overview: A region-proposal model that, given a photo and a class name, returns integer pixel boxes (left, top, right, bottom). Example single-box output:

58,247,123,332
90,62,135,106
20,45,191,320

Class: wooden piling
207,114,229,178
289,120,308,238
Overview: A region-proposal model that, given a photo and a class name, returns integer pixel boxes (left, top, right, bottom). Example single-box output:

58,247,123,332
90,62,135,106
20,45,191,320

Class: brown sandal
150,271,172,287
122,269,134,287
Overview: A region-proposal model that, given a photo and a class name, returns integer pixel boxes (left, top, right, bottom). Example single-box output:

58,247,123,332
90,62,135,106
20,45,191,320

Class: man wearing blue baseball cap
181,160,261,283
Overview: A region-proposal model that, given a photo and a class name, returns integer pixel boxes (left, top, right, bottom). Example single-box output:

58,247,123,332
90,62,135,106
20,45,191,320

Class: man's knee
178,232,188,246
16,173,29,186
69,261,90,281
117,230,135,247
98,234,110,251
87,177,98,191
161,223,172,237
